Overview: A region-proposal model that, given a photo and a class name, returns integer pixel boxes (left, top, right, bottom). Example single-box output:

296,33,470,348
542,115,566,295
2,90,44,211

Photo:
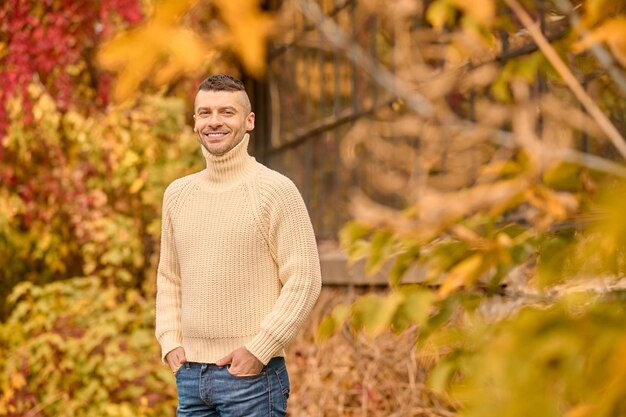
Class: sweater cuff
159,331,183,363
244,331,282,365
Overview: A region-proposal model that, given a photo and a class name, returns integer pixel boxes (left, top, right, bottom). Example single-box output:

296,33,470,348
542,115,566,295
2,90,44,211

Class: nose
208,113,223,128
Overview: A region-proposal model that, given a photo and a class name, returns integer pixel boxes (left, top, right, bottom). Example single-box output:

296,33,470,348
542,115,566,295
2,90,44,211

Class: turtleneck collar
200,133,258,190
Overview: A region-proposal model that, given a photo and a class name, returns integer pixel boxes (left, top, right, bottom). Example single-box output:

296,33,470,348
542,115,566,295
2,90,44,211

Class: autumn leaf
575,17,626,67
450,0,495,25
352,292,406,337
437,253,485,298
213,0,275,77
9,373,26,390
426,0,456,30
98,0,208,101
579,0,626,28
97,0,275,99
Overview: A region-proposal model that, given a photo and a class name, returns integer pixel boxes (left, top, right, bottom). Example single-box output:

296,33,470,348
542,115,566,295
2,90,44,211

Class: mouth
202,132,229,141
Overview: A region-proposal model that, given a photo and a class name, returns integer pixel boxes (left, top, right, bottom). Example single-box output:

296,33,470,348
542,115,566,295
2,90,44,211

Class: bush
0,84,201,317
0,277,177,416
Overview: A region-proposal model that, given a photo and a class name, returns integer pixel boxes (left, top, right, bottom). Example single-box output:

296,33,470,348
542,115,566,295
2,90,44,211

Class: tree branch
552,0,626,96
291,0,626,178
504,0,626,160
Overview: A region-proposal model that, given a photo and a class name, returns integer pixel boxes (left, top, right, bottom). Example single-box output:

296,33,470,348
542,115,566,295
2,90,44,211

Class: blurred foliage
0,84,198,415
97,0,275,101
0,277,177,416
429,292,626,417
0,0,143,137
2,0,626,415
0,0,255,415
312,0,626,415
0,83,200,317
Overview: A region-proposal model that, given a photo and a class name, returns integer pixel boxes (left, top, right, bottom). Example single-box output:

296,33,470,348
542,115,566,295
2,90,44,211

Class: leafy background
1,0,626,416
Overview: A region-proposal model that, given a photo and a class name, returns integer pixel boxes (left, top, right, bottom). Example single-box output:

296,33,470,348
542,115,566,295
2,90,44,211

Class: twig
552,0,626,95
491,128,626,177
504,0,626,160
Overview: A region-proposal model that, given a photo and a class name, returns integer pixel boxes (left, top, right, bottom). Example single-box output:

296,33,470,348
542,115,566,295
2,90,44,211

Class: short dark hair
198,74,245,92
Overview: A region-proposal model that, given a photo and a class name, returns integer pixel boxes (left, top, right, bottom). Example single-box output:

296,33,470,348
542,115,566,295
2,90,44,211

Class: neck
200,133,257,190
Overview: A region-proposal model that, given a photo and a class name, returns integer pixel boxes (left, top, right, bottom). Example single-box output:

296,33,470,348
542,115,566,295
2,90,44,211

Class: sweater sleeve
245,176,322,364
155,181,184,362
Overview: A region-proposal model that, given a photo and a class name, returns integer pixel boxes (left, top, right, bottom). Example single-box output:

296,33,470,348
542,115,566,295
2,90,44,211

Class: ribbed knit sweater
155,134,322,365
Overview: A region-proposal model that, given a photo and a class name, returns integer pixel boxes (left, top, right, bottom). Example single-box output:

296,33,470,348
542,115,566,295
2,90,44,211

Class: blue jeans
175,357,290,417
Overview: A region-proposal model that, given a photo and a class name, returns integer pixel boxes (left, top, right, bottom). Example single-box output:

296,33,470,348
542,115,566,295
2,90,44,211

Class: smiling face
193,90,255,156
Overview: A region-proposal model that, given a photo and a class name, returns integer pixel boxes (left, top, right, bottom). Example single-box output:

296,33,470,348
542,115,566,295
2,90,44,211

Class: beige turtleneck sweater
155,134,322,365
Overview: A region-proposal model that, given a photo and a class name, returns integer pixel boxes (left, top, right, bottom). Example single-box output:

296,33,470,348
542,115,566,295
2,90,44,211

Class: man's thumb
215,352,233,367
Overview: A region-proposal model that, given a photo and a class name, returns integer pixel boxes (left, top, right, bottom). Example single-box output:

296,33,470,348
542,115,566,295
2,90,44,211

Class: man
155,74,322,416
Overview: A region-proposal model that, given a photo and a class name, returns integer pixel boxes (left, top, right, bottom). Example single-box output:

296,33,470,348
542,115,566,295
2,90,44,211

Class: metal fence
251,0,599,241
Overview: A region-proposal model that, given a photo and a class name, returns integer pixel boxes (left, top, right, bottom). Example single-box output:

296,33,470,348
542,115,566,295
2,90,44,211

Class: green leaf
392,286,434,332
543,162,582,190
339,221,373,261
365,230,395,275
420,295,459,341
316,304,350,342
389,244,421,286
427,358,458,393
352,292,405,337
537,236,572,287
339,221,372,249
425,240,470,273
398,287,435,327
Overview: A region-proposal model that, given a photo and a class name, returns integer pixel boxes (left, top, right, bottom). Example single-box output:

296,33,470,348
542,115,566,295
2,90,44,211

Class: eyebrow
196,106,238,112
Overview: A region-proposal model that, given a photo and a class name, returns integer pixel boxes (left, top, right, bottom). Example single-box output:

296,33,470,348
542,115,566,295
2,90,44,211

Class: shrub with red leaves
0,0,143,144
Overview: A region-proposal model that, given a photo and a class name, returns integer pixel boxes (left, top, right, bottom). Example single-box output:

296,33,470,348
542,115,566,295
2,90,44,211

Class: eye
197,110,209,118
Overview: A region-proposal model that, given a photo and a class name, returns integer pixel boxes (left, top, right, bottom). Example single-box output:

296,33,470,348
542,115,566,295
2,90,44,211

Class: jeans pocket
274,366,290,402
226,365,265,379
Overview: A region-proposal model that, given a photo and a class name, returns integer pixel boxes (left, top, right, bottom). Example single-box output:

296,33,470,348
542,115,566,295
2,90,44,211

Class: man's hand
165,347,187,374
216,347,263,376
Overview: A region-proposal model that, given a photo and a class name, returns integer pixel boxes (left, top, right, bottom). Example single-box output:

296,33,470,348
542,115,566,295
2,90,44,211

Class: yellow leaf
153,0,198,24
97,0,274,97
438,253,484,298
580,0,625,28
565,405,594,417
479,160,522,178
426,0,454,30
154,30,223,85
214,0,274,76
526,187,577,220
129,177,145,194
575,17,626,67
10,373,26,390
97,0,207,101
450,0,495,25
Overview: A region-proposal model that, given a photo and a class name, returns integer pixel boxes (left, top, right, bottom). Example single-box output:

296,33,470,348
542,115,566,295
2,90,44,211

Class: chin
208,146,230,156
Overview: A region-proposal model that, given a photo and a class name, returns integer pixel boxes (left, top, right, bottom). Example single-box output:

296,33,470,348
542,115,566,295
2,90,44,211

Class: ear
246,112,255,131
